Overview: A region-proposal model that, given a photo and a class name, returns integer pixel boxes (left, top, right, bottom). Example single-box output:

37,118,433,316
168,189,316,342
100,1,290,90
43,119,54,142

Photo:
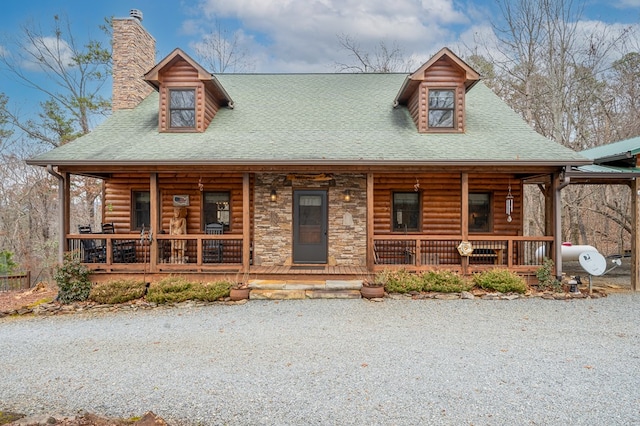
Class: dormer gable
394,47,480,133
144,48,233,133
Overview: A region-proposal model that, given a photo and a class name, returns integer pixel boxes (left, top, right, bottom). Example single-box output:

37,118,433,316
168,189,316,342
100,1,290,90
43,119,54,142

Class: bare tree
474,0,637,253
0,15,110,279
334,34,414,73
0,15,111,147
193,21,254,73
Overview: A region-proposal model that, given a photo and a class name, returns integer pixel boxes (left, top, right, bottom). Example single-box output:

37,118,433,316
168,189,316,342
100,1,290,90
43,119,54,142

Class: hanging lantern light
506,183,514,222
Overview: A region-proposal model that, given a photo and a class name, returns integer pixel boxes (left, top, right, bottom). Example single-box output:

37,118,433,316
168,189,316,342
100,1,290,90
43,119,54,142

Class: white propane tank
535,243,599,262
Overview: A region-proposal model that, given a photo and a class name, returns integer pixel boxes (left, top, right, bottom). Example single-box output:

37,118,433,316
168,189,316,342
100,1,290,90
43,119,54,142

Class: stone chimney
111,9,156,111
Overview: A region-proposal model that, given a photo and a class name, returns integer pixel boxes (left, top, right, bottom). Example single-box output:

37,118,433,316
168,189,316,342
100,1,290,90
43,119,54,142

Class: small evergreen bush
89,279,148,304
420,270,473,293
382,269,423,293
0,250,18,274
536,258,562,292
146,276,233,304
473,269,527,294
54,252,92,303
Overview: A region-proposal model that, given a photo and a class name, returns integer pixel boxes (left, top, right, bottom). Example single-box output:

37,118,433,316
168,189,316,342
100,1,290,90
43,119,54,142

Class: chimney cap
130,9,143,21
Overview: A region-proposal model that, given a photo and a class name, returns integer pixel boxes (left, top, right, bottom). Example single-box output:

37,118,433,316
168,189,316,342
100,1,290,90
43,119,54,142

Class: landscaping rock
460,291,475,299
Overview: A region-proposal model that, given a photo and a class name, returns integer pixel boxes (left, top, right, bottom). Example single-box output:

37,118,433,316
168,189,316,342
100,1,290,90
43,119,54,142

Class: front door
293,190,328,263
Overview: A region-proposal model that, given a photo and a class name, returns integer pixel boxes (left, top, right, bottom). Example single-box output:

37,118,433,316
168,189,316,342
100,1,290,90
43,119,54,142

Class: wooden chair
77,225,105,263
101,223,115,233
203,223,224,263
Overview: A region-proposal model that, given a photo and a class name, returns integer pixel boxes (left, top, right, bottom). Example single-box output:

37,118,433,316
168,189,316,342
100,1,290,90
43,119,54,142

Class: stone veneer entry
252,173,367,266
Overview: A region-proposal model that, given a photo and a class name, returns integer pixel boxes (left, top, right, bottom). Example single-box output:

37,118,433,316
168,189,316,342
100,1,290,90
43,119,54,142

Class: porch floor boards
248,265,369,278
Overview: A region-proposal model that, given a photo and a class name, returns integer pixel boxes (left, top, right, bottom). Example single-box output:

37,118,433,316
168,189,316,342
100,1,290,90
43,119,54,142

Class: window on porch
469,192,491,233
203,191,230,231
393,192,420,232
132,191,150,231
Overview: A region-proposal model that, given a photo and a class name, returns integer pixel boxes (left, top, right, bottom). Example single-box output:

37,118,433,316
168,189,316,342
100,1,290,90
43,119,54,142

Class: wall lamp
343,189,352,202
270,188,278,202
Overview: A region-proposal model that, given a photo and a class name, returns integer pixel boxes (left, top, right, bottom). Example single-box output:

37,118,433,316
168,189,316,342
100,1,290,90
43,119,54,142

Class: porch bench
469,245,505,265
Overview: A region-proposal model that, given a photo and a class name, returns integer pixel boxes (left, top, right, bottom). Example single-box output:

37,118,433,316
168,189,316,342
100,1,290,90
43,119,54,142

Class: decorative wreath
457,241,474,256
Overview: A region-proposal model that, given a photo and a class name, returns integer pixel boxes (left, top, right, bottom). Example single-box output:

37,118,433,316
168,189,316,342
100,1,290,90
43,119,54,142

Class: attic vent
130,9,143,21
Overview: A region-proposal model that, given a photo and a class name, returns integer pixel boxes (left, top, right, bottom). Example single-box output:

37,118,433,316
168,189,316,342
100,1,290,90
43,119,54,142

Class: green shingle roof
28,74,589,167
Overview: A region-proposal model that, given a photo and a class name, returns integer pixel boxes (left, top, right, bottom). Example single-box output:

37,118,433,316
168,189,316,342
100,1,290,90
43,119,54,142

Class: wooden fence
0,272,31,292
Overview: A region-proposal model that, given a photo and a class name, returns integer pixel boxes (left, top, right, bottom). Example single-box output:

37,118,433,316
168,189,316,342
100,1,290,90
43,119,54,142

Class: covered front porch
52,166,568,287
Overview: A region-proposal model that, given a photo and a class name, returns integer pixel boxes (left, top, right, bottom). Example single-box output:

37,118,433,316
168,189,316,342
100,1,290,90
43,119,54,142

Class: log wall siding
416,57,466,133
469,173,522,235
103,174,247,234
373,173,521,235
157,58,220,132
408,88,421,130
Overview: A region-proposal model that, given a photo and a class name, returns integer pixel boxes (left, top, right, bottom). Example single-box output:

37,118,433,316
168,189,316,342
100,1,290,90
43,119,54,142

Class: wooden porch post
461,173,469,274
631,179,639,291
242,173,251,273
50,168,70,263
63,173,70,258
552,172,563,280
366,173,374,271
149,173,159,272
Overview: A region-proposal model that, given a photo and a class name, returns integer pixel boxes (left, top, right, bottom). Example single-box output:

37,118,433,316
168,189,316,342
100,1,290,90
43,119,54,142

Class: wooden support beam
366,173,374,272
632,179,639,291
552,172,563,279
461,172,469,274
242,173,251,273
149,173,159,273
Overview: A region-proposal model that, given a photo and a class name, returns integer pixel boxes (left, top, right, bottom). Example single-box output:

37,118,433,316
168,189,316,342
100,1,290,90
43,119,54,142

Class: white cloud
615,0,640,7
193,0,469,72
186,0,640,74
20,36,75,72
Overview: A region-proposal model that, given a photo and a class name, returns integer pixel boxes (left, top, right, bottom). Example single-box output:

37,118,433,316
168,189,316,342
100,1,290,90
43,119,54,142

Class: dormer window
144,48,234,133
393,48,480,134
169,89,196,129
428,89,455,128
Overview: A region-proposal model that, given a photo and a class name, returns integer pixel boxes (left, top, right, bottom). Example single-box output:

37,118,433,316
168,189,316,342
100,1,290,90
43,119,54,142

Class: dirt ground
0,282,58,313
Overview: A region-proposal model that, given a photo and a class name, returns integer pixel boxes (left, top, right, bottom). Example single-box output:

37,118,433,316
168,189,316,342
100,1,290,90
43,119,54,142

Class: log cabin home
27,10,594,296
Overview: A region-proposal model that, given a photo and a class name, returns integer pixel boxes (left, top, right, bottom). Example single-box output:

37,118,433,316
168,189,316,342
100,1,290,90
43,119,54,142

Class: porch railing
68,233,244,268
0,272,31,291
373,235,554,273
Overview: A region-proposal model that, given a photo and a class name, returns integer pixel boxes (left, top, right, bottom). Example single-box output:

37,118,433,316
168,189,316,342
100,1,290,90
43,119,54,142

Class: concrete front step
247,279,363,299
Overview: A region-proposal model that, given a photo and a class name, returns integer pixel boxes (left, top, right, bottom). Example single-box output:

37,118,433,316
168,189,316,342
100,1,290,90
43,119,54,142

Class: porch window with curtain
469,192,491,233
393,192,420,232
132,191,150,230
203,191,230,231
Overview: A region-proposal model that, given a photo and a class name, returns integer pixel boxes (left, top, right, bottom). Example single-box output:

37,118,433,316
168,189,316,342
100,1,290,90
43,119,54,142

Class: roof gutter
592,151,636,167
29,158,593,168
392,75,411,108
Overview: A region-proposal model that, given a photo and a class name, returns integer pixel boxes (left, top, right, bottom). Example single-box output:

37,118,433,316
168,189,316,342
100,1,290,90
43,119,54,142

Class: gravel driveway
2,295,640,425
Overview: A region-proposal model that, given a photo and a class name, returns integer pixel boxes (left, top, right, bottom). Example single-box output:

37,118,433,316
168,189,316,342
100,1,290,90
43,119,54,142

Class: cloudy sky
1,0,639,127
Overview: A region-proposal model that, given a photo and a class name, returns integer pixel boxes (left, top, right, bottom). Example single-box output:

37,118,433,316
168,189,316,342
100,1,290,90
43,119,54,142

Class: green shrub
473,269,527,294
0,250,18,274
193,280,234,302
54,252,92,303
382,269,423,293
420,270,473,293
146,276,233,304
89,279,148,304
536,258,562,292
